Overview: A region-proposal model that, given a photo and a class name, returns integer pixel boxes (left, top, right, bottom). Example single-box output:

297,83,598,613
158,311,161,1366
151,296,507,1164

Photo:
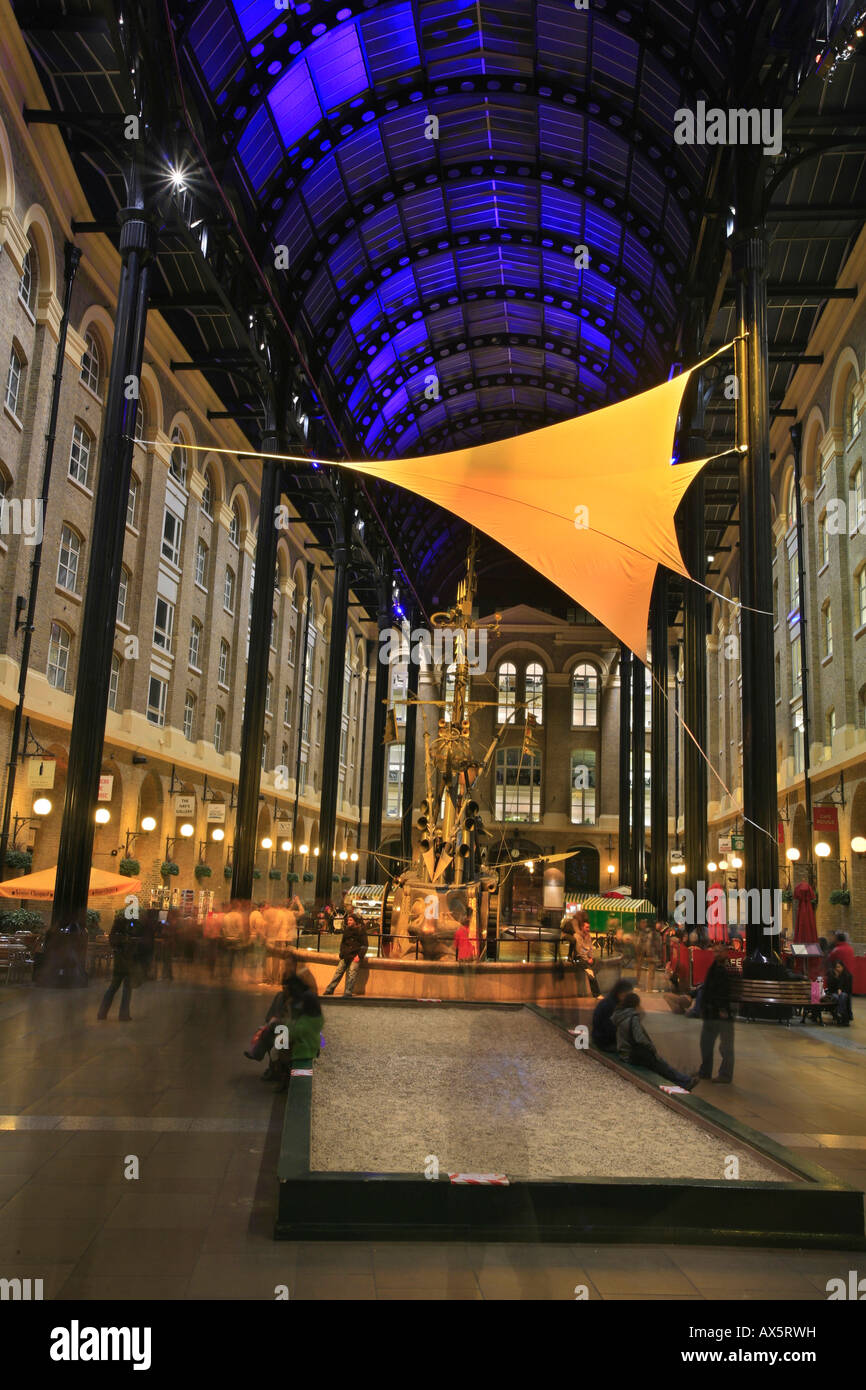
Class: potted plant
829,888,850,906
0,906,44,933
269,868,282,881
118,857,140,877
194,863,213,881
781,885,793,906
302,872,313,883
287,872,300,884
224,864,233,879
252,868,261,880
160,860,179,878
4,848,32,873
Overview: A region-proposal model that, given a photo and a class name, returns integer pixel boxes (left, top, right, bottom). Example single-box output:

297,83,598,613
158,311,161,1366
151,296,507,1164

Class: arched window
261,731,270,770
18,248,35,312
525,662,544,725
57,525,81,593
786,474,798,529
229,501,241,547
5,343,24,418
223,565,235,614
80,332,102,395
46,622,71,690
822,601,833,659
266,673,273,714
572,663,599,727
169,427,187,486
218,639,230,687
134,396,145,445
213,706,225,753
496,662,517,724
201,468,214,519
189,618,202,670
69,421,93,489
108,653,120,712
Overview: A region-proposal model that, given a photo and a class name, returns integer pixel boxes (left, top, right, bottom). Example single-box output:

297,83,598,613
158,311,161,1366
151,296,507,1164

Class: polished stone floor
0,975,862,1300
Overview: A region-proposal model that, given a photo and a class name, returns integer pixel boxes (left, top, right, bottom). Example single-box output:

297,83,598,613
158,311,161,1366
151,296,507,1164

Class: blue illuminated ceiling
179,0,743,460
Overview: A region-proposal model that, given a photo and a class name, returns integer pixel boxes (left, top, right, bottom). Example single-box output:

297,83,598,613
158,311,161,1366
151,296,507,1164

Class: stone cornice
64,324,86,373
35,288,62,342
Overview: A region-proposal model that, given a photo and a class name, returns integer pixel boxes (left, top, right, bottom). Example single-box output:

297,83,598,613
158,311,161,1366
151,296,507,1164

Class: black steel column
790,422,813,864
649,573,669,920
682,477,708,902
0,242,81,880
314,493,352,904
364,562,392,882
630,653,646,897
290,560,315,874
400,618,420,867
232,446,283,900
734,201,780,953
618,644,632,890
51,206,154,941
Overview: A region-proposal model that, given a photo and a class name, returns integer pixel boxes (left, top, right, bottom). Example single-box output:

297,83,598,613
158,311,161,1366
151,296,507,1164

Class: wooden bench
729,976,819,1024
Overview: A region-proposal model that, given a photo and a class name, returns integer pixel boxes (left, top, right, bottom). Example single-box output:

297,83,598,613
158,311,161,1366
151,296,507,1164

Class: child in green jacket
274,990,323,1091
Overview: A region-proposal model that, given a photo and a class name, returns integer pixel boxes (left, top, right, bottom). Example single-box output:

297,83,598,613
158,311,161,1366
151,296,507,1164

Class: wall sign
174,794,196,818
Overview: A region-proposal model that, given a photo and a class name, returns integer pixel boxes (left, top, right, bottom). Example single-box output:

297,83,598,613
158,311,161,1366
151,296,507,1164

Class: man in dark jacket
323,912,368,996
612,992,698,1090
97,914,142,1021
698,943,735,1083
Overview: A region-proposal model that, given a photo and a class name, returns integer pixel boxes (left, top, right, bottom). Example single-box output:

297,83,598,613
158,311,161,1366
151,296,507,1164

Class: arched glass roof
181,0,739,459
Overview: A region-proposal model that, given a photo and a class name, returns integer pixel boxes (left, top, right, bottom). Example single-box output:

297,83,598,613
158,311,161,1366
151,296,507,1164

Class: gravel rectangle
310,1005,795,1184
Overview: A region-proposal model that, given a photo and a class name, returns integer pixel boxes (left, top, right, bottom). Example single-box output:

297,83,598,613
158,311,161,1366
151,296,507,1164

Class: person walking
698,943,735,1084
323,910,368,996
612,991,699,1090
97,913,142,1021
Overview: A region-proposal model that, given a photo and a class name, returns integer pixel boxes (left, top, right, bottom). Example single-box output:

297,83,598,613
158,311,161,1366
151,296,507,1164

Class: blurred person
612,991,699,1090
203,904,222,977
272,988,325,1093
825,958,854,1026
220,898,248,977
588,977,634,1050
829,931,856,976
323,910,368,996
698,943,735,1084
248,901,269,981
97,913,142,1022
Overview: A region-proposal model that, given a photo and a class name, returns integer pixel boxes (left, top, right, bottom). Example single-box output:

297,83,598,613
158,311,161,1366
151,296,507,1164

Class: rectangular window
790,634,802,699
161,509,182,567
288,626,297,665
57,525,80,593
68,423,92,488
265,674,273,715
214,706,224,753
117,568,128,625
788,545,800,614
146,675,167,727
826,708,836,747
108,655,120,712
822,604,833,659
218,639,230,687
298,756,307,793
5,347,22,417
153,596,174,652
127,477,139,530
385,743,404,817
189,621,201,670
390,666,408,726
570,749,596,825
183,692,196,741
47,622,70,690
223,566,235,614
819,514,829,569
572,666,599,727
495,746,542,823
284,686,292,726
195,539,208,588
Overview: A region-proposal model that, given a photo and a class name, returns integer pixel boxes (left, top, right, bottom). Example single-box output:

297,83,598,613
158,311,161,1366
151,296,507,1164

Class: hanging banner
27,758,55,789
812,805,838,833
206,802,226,824
174,794,196,818
97,775,114,802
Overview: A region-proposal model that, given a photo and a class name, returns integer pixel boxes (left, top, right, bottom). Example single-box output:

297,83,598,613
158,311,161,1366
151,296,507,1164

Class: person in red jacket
829,931,856,976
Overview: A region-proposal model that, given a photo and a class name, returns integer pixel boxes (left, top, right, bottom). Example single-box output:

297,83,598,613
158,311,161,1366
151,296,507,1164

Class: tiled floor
0,975,863,1300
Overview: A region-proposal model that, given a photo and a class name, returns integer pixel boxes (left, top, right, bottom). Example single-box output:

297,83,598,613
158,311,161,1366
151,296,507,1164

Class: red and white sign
97,775,113,802
812,805,838,833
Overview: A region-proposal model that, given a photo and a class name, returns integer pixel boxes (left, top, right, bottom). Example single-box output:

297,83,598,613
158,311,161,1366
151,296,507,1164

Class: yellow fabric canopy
0,866,142,900
334,367,710,660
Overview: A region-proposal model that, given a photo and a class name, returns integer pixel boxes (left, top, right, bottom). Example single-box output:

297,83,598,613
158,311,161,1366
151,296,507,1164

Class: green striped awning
565,896,654,915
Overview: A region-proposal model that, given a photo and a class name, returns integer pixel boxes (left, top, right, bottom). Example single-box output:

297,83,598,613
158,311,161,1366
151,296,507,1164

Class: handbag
246,1024,271,1061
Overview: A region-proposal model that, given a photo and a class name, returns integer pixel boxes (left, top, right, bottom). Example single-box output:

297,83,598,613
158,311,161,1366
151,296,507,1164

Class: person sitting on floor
825,958,854,1027
611,991,699,1091
590,978,634,1049
272,989,325,1093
